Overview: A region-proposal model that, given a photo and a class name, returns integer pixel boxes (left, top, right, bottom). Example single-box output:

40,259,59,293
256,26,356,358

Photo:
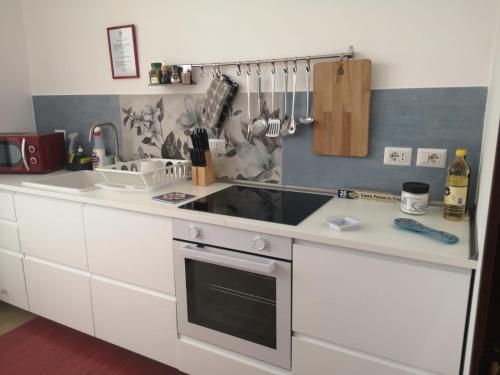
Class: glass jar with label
170,65,181,84
149,62,162,84
160,61,170,84
400,182,430,215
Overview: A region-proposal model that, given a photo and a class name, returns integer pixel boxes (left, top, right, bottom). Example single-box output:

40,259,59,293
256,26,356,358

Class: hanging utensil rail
182,46,354,73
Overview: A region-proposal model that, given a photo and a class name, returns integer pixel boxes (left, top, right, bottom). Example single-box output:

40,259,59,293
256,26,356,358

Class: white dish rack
96,158,190,191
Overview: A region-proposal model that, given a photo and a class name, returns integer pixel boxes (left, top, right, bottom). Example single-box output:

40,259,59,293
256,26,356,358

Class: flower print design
176,95,204,131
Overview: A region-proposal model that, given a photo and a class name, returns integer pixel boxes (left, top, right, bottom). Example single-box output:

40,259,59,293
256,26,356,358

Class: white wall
0,0,34,132
476,14,500,260
22,0,498,95
463,2,500,373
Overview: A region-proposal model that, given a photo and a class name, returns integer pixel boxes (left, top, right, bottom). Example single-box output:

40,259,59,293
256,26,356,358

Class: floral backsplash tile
119,92,282,183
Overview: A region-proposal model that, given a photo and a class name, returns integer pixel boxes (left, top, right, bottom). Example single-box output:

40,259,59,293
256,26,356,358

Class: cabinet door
0,249,28,309
0,220,20,252
178,337,288,375
24,257,94,335
293,336,416,375
84,205,174,294
293,242,471,375
91,277,177,367
0,190,16,221
15,194,87,270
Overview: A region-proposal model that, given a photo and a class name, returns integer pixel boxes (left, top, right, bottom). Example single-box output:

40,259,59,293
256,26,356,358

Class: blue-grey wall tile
31,88,487,203
282,87,487,201
33,95,122,157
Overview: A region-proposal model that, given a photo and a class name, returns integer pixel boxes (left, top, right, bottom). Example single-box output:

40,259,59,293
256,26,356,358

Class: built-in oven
173,219,292,369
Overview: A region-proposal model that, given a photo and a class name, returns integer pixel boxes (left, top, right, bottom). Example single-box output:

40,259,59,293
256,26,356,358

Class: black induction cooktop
179,185,333,226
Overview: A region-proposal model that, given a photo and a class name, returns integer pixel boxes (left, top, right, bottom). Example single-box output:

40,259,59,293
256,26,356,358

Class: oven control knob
252,236,268,251
29,157,38,165
28,145,36,153
188,224,200,239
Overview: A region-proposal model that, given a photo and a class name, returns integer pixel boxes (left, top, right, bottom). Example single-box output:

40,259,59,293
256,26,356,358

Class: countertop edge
0,182,476,270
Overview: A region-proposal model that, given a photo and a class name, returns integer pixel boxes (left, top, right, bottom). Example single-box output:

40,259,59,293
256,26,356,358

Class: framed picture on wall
107,24,139,79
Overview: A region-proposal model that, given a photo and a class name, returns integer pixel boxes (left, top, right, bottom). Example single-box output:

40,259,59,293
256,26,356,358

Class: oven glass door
185,258,277,348
175,240,291,369
0,141,22,168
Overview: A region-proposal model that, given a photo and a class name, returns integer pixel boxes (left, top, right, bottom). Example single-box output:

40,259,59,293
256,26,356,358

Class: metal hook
212,65,217,78
246,63,251,75
217,64,222,76
236,64,241,76
271,61,276,74
293,59,297,73
306,59,311,72
200,65,205,77
256,61,261,76
348,45,354,57
283,60,288,74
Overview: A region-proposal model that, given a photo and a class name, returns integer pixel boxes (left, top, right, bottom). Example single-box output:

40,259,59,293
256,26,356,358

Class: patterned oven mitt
217,75,239,127
201,75,234,129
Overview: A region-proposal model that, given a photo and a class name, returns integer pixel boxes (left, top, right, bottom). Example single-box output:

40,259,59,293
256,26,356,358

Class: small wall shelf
148,83,196,87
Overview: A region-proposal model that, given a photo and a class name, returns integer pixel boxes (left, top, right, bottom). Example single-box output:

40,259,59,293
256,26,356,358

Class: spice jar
160,61,170,84
149,63,162,84
400,182,430,215
170,65,181,84
181,67,192,85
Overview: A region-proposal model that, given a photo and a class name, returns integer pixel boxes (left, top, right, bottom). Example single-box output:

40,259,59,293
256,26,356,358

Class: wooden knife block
192,151,215,186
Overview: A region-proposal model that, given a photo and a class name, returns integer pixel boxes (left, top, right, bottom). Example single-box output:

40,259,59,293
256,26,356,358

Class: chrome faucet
89,122,122,163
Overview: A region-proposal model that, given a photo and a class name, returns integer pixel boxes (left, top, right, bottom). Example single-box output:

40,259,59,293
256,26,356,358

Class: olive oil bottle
443,149,470,220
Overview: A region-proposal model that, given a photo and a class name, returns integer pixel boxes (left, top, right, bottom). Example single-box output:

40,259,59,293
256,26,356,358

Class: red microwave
0,133,66,174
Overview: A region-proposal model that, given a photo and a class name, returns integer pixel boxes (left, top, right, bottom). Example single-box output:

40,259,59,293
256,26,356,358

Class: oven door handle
181,244,277,275
21,138,30,171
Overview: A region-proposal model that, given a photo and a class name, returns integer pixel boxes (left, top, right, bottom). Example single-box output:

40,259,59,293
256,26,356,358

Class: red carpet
0,317,184,374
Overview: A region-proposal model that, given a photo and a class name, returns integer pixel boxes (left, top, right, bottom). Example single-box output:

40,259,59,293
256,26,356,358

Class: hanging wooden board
313,59,372,157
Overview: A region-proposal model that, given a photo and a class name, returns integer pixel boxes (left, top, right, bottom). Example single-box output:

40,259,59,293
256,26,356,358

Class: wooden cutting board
313,59,371,157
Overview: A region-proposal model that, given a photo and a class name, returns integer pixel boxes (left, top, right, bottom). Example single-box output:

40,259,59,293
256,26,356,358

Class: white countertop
0,172,476,269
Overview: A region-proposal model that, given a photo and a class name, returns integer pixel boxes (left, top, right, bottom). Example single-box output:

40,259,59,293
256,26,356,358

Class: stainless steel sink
23,170,105,193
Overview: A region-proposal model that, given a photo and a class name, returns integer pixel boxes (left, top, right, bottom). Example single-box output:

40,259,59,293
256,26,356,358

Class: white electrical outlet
416,148,447,168
209,139,226,154
383,147,412,166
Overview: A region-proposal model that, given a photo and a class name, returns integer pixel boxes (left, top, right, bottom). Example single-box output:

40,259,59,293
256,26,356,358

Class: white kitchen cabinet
91,276,178,367
15,194,87,270
84,205,174,294
0,219,20,252
178,336,289,375
0,190,16,221
0,249,28,309
293,336,421,375
293,241,471,375
23,256,94,335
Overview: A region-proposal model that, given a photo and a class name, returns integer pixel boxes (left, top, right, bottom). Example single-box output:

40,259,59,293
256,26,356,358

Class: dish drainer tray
96,158,190,191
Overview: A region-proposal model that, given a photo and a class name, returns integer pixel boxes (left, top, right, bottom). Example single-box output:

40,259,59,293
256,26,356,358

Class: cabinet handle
181,244,276,275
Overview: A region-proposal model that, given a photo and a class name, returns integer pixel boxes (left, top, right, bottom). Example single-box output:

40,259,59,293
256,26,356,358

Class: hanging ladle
280,62,291,135
287,60,298,135
299,60,314,125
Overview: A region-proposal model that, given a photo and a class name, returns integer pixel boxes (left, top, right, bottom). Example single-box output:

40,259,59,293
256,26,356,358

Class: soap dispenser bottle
91,127,106,170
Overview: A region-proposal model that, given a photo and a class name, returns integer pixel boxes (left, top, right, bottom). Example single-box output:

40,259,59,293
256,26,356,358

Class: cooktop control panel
172,219,293,260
